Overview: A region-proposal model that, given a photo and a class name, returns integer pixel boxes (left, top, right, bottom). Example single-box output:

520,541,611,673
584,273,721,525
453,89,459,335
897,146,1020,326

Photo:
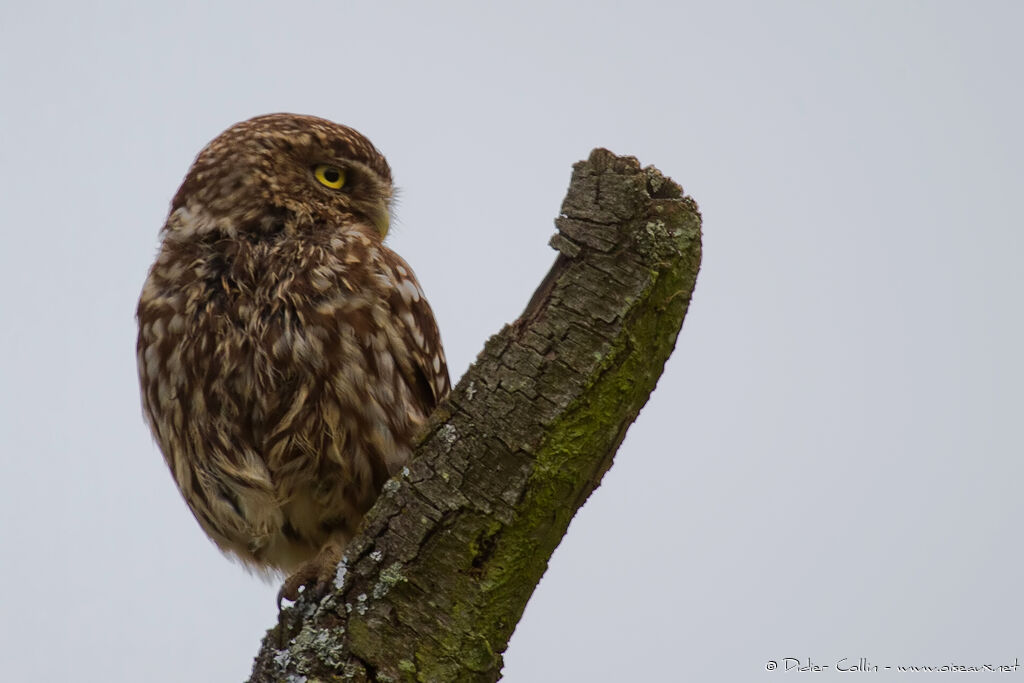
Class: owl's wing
382,252,450,416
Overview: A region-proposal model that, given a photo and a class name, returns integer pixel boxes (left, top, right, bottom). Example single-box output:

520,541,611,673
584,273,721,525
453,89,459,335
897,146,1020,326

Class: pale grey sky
1,1,1022,681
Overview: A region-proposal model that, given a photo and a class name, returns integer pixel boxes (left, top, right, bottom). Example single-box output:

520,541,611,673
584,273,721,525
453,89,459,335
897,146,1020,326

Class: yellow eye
313,164,346,189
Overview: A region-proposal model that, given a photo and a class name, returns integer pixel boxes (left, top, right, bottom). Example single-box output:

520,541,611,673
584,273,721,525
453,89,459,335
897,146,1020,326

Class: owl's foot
277,541,343,608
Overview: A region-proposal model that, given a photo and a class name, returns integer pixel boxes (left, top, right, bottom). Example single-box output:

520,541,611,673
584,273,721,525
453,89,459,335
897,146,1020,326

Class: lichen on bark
248,149,702,683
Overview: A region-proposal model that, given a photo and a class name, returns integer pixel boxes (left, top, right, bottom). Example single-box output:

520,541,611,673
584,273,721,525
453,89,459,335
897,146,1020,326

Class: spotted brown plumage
137,114,449,601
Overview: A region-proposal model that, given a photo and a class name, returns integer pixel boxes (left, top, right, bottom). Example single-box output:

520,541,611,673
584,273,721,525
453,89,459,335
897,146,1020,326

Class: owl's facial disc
307,158,391,238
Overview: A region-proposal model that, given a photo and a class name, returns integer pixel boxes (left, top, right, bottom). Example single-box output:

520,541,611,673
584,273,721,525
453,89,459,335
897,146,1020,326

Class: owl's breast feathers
137,220,449,571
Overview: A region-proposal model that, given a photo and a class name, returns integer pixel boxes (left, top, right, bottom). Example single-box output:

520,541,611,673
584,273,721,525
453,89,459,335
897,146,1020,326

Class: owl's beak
371,199,390,238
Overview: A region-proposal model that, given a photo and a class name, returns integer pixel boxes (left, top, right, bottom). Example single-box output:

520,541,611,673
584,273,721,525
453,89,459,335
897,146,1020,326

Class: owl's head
166,113,393,240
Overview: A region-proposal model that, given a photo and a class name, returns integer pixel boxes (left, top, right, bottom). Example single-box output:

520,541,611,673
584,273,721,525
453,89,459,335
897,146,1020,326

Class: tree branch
248,149,702,682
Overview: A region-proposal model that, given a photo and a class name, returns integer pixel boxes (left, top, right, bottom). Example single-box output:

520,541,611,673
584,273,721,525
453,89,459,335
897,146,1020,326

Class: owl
137,114,449,602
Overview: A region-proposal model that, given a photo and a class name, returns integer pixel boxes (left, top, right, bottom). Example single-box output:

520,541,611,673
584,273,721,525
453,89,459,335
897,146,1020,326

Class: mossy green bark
249,149,702,683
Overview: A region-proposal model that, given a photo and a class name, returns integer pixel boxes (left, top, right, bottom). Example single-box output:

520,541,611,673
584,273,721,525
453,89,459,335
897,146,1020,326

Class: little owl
137,114,449,602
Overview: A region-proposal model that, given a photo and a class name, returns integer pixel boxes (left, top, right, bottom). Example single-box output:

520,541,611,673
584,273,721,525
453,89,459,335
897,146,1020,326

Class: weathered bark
248,149,702,682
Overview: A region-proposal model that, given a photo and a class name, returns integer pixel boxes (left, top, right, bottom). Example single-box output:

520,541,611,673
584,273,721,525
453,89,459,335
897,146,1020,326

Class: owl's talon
277,541,343,609
277,574,306,609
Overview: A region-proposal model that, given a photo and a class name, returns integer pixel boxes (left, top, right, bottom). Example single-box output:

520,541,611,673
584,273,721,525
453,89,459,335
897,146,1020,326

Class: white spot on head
169,204,220,238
